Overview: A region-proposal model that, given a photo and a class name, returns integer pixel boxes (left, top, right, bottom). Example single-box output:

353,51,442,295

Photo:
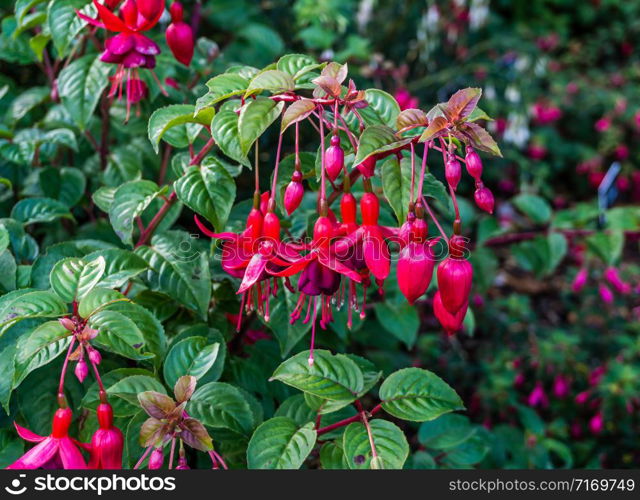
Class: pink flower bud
445,156,461,191
325,135,344,182
474,184,494,214
553,374,570,399
464,147,483,180
589,412,603,435
88,346,102,366
571,268,588,292
599,284,614,304
397,242,434,305
284,171,304,215
166,3,195,66
75,359,89,383
437,244,473,315
603,267,630,294
589,366,605,386
528,382,549,408
514,372,525,388
148,448,164,469
594,117,611,132
433,291,467,335
575,390,590,405
176,456,190,469
59,317,75,331
356,156,376,177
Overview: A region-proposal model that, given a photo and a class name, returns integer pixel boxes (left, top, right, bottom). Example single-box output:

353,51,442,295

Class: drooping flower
355,155,376,178
571,268,588,293
89,402,124,469
8,408,88,469
397,213,435,305
527,382,549,408
445,154,461,191
603,267,631,294
78,0,166,120
166,2,194,66
474,183,494,214
589,412,604,435
598,284,614,304
284,171,304,215
325,135,345,182
433,290,467,335
552,374,570,399
148,448,164,469
437,237,473,315
464,146,483,180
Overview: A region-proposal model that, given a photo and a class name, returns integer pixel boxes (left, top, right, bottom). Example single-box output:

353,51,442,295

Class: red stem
58,337,77,398
189,138,215,166
317,403,383,436
135,192,177,248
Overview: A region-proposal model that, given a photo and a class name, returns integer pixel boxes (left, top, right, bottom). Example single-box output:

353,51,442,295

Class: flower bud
149,448,164,469
356,156,376,178
360,192,380,226
59,317,75,331
325,135,344,182
87,346,102,366
445,155,461,191
603,267,631,294
89,403,124,469
176,456,190,470
433,291,467,335
553,374,570,399
599,284,614,304
397,242,434,305
166,3,194,66
474,183,494,214
437,250,473,315
262,212,281,241
528,382,549,408
465,146,483,180
75,358,89,383
284,171,304,215
589,412,604,435
571,268,588,293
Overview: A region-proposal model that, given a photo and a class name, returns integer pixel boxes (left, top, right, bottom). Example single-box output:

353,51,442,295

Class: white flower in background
426,2,440,32
357,0,374,32
469,0,490,29
505,85,521,103
514,55,530,72
503,112,530,148
535,56,548,76
485,85,497,101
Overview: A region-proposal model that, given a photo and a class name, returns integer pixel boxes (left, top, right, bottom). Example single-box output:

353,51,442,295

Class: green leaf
359,89,400,127
260,287,312,357
374,302,420,349
7,87,49,122
148,105,214,153
513,194,552,224
14,320,71,386
245,69,295,97
379,367,464,422
459,122,502,156
381,156,412,224
163,336,220,388
84,248,148,289
136,231,211,319
174,157,236,232
276,54,319,78
188,382,257,436
78,287,127,319
273,394,316,426
585,230,624,266
109,180,162,246
87,309,150,360
195,73,249,112
47,0,89,57
270,349,364,401
247,418,316,469
0,290,67,328
108,375,166,408
28,33,50,62
320,441,347,469
39,167,86,208
342,419,409,469
49,256,105,303
11,197,72,225
0,226,9,254
418,414,475,450
210,109,250,167
238,97,284,155
419,116,449,142
441,435,488,466
353,125,411,166
57,54,111,131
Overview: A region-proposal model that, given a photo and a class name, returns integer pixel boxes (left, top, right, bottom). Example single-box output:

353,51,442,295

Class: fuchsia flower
89,402,124,469
433,291,466,336
78,0,166,120
397,210,435,305
437,237,472,316
8,408,88,469
394,88,419,111
589,366,606,387
355,156,377,178
166,2,194,66
464,147,483,180
594,117,611,132
284,171,304,215
589,412,604,435
571,268,588,292
474,183,494,214
553,374,570,399
575,390,590,405
445,154,461,191
603,267,631,294
527,382,549,408
325,135,345,182
598,284,614,304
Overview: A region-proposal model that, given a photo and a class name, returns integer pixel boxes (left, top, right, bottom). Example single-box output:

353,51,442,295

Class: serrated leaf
343,419,409,469
163,336,219,388
445,88,482,121
238,97,284,155
49,256,105,303
108,375,166,407
418,414,475,450
210,110,250,167
174,158,236,232
188,382,257,436
57,54,111,131
148,105,214,153
11,197,72,225
247,418,316,469
195,73,249,112
78,287,127,319
458,122,502,157
312,75,341,97
88,309,150,360
281,99,315,132
39,167,86,208
374,302,419,349
321,62,348,84
7,87,49,122
0,290,67,328
379,368,464,422
84,248,148,289
271,350,364,401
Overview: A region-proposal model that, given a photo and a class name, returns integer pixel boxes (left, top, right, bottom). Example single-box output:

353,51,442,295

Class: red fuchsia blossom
78,0,167,120
148,448,163,469
553,374,571,399
397,212,436,305
74,358,89,383
594,117,611,132
8,408,88,469
89,402,124,469
514,372,525,388
589,366,606,387
571,268,588,292
527,143,547,160
604,267,631,294
445,154,461,191
589,412,604,435
436,237,473,316
355,156,376,178
575,390,590,405
527,382,549,408
598,284,614,304
531,101,562,124
166,2,195,66
433,290,467,336
614,144,629,160
324,135,345,182
394,88,419,111
284,171,304,215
